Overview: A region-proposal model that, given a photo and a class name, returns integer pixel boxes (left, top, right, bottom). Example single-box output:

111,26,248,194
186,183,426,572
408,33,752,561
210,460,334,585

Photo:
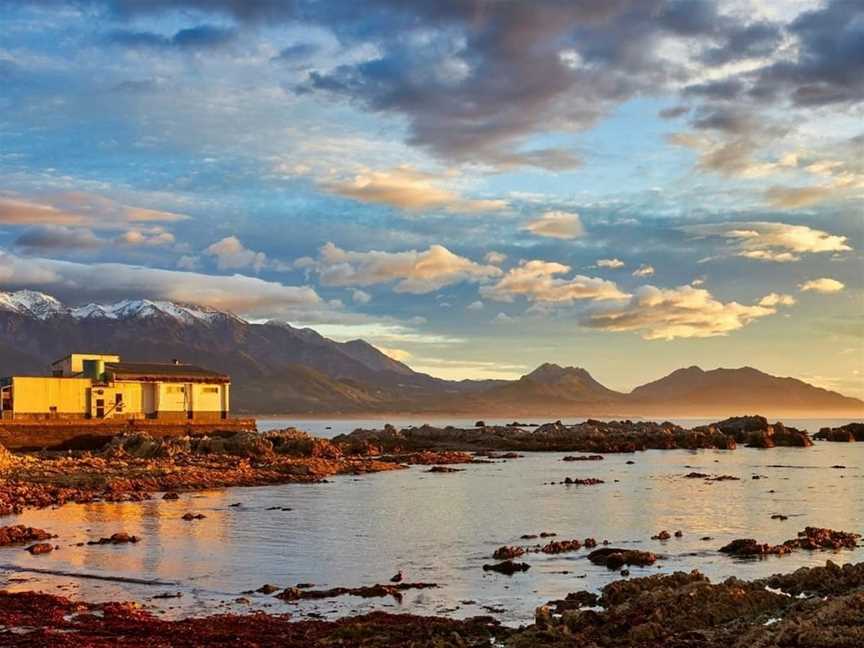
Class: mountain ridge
0,290,860,416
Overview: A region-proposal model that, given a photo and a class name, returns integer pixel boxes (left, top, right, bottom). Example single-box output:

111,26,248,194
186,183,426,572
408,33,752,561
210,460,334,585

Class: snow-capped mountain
0,290,67,320
0,290,237,325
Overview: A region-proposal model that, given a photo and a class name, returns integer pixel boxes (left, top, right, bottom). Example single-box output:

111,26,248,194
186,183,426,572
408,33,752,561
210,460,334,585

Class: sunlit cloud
597,258,625,269
482,260,628,304
583,284,789,340
632,264,655,277
800,277,845,294
298,242,501,294
206,236,268,272
687,221,852,262
522,211,585,240
322,167,507,214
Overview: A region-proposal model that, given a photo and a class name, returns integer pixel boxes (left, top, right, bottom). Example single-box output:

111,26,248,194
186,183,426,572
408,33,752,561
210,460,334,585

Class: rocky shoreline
0,428,469,516
0,560,861,646
334,415,817,454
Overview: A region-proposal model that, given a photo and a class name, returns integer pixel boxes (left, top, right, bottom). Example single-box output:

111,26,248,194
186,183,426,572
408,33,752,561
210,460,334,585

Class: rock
482,560,531,575
493,546,525,560
256,584,279,595
162,492,179,500
719,538,792,556
389,571,403,583
87,533,140,545
674,530,683,538
771,514,789,521
181,513,206,521
584,537,598,549
562,455,604,461
426,466,463,473
652,530,671,541
0,525,54,546
276,582,437,601
26,543,53,555
815,423,864,442
540,539,582,554
474,421,486,428
587,548,657,569
562,477,604,486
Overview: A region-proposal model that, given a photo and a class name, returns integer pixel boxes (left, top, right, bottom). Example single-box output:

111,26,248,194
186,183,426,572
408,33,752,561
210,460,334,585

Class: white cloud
799,277,845,294
176,255,200,270
466,300,484,311
206,236,268,272
493,312,512,323
322,166,507,214
583,284,790,340
687,221,852,263
0,249,338,322
301,242,502,294
597,258,625,269
632,264,655,277
522,211,585,239
481,260,629,303
351,289,372,304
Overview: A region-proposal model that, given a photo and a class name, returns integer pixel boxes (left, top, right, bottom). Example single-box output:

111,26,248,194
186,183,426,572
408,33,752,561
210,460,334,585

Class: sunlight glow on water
0,422,861,625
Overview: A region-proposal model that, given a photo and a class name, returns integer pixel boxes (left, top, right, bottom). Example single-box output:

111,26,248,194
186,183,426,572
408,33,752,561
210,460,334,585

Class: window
167,385,185,394
202,387,219,394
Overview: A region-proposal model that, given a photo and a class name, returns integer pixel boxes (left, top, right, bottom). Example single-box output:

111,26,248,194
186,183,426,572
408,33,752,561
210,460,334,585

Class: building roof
104,362,230,383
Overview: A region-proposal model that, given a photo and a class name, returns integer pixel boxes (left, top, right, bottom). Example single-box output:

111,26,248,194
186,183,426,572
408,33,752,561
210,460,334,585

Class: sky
0,0,862,396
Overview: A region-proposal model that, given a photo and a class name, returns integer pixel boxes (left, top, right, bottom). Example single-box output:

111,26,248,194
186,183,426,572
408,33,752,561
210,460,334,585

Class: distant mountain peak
0,289,66,319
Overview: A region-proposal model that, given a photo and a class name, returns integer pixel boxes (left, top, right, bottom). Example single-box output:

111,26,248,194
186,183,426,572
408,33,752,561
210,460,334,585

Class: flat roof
105,362,230,383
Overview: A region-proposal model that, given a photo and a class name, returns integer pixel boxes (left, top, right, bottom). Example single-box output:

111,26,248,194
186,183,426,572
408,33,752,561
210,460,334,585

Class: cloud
687,221,852,263
302,242,502,294
351,289,372,304
466,300,484,311
800,278,845,294
116,227,175,247
632,264,655,277
759,292,797,307
583,284,788,340
764,185,836,209
0,249,335,321
322,167,506,214
106,25,236,51
522,211,585,240
206,236,268,272
14,226,104,252
484,251,507,265
597,258,625,269
481,260,628,304
176,255,200,270
0,193,187,228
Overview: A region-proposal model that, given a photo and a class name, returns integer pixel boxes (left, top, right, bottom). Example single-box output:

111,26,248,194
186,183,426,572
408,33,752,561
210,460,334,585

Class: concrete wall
11,377,91,417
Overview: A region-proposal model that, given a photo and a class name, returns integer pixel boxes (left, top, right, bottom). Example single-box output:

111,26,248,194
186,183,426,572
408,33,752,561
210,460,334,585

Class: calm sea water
0,417,862,625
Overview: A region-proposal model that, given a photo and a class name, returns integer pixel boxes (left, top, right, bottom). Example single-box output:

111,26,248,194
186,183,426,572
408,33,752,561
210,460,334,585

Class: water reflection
1,441,862,625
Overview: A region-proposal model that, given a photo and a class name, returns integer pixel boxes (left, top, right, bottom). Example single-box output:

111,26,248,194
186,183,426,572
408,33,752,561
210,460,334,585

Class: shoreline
0,560,861,646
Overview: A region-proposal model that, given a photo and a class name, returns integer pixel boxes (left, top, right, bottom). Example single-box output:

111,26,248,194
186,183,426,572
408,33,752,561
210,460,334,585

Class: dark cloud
684,78,745,100
701,21,782,66
273,43,321,62
14,226,104,252
658,105,689,119
750,0,864,106
106,24,236,50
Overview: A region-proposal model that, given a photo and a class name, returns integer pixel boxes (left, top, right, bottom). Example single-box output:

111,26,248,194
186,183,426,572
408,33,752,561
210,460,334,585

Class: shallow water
0,421,862,625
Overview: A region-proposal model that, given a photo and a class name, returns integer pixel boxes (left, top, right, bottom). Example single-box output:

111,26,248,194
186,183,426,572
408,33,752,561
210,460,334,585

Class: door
95,399,105,419
186,383,194,420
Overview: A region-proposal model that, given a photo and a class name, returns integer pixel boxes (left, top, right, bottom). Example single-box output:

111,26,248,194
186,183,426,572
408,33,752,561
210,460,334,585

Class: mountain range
0,290,861,417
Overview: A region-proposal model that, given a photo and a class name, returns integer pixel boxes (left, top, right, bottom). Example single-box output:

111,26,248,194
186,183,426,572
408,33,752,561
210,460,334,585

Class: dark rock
482,560,530,575
26,543,53,555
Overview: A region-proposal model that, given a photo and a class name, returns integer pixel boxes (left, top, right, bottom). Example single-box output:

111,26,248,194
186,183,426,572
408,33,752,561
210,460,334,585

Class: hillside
0,290,860,416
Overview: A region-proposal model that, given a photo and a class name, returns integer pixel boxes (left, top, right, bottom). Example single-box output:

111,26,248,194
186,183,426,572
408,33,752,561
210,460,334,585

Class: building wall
11,377,91,417
8,376,229,420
